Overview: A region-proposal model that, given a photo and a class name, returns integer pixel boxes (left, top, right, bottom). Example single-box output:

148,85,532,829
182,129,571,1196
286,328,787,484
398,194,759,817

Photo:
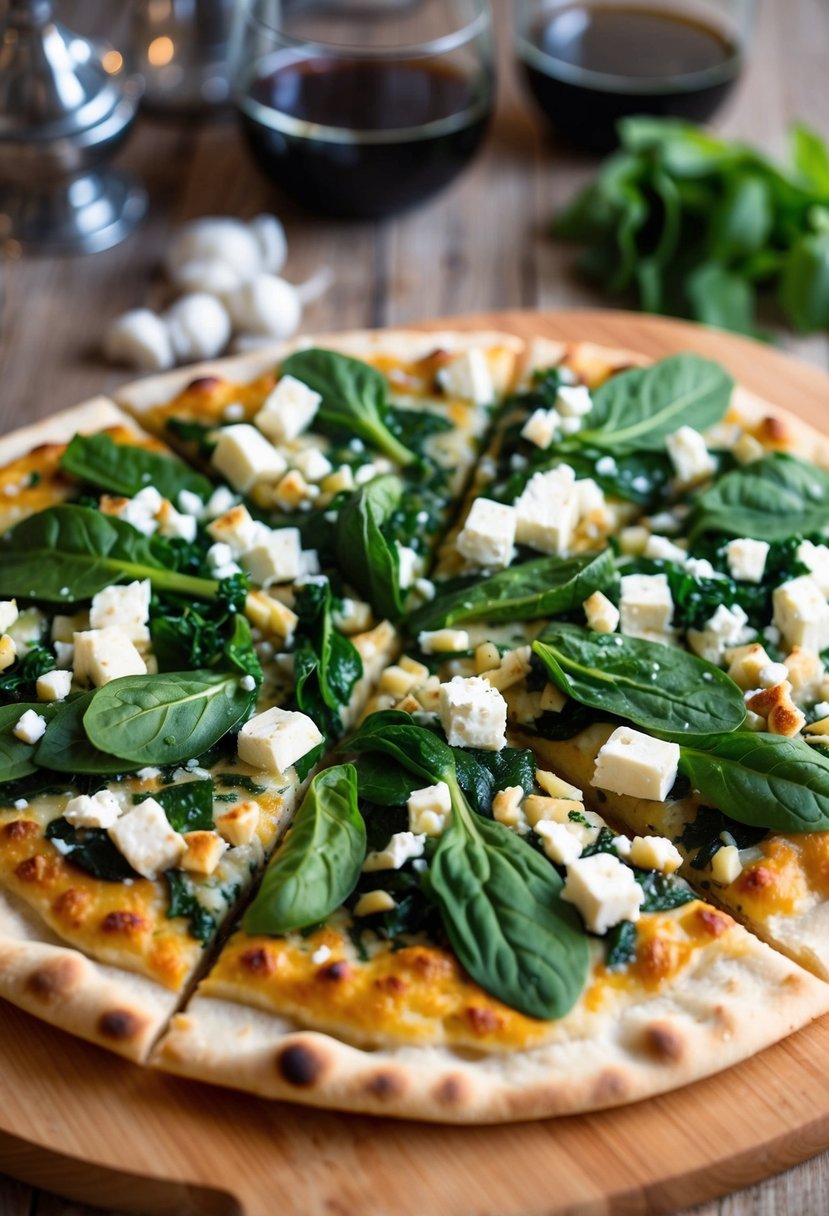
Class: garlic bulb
248,214,288,275
103,309,175,371
165,218,261,289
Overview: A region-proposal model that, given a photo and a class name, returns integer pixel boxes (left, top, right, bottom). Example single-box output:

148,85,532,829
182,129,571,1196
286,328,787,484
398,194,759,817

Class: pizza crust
0,397,150,466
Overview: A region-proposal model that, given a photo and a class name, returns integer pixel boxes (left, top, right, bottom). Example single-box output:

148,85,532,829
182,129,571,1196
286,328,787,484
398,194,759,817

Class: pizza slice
153,705,828,1122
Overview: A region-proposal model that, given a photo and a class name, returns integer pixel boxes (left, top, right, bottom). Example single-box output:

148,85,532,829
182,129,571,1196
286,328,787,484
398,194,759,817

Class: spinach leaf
496,446,673,511
137,780,214,833
679,732,829,834
685,263,756,336
791,123,829,194
454,745,537,816
0,702,56,782
387,406,453,454
779,232,829,333
35,693,135,775
223,615,262,684
0,505,218,603
354,754,420,807
279,349,417,467
244,765,366,935
575,355,733,452
677,804,767,871
635,870,695,911
409,550,616,631
335,475,404,620
45,818,138,881
688,453,829,542
166,870,217,943
533,624,745,740
345,709,457,786
61,433,211,501
605,920,637,969
83,671,255,766
0,644,57,704
292,582,363,740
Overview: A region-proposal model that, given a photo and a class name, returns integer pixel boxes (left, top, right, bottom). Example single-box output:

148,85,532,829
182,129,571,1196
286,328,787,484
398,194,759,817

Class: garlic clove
165,218,261,287
163,293,232,362
249,214,288,276
103,309,175,371
174,258,246,295
222,275,302,339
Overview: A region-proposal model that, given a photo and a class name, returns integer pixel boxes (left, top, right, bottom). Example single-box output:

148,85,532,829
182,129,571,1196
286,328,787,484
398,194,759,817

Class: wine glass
514,0,756,153
229,0,495,219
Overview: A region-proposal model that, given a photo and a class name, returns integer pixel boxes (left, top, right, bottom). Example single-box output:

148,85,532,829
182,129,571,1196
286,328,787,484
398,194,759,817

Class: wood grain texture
0,311,828,1216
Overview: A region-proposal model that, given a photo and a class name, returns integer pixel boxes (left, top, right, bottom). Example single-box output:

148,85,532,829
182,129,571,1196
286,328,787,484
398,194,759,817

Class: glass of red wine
229,0,495,219
514,0,755,153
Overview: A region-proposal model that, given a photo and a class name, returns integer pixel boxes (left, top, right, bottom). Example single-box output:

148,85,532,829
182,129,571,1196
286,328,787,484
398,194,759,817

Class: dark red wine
518,4,742,153
238,57,492,218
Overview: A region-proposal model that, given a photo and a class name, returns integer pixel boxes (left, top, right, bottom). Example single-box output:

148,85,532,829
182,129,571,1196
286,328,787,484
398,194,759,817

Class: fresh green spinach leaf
0,644,58,705
137,779,214,833
61,433,211,501
45,818,137,881
0,702,56,782
688,453,829,541
292,582,363,740
35,692,135,775
166,870,217,943
335,475,404,620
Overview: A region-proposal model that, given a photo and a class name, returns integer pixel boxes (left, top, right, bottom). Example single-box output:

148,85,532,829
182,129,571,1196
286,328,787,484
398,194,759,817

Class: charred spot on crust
15,855,54,883
465,1006,503,1036
320,960,351,983
276,1042,326,1088
697,907,732,937
52,888,93,927
644,1022,684,1063
5,819,39,841
591,1069,629,1105
434,1075,468,1106
374,975,406,995
364,1070,406,1100
239,947,277,977
26,956,82,1003
739,865,775,894
758,415,790,444
101,910,147,935
185,375,224,393
98,1008,145,1041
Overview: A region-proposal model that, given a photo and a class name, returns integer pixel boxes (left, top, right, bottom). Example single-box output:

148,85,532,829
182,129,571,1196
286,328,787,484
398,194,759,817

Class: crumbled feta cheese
311,944,331,965
619,573,673,638
206,542,238,574
665,426,715,484
684,557,719,580
321,465,354,496
240,674,257,692
513,466,578,556
438,675,507,751
0,600,18,633
241,527,302,586
203,486,237,519
627,835,683,874
177,489,204,517
89,580,151,645
181,830,228,876
223,401,246,422
726,643,774,690
773,576,829,653
733,433,765,465
407,781,452,836
797,540,829,596
115,486,162,536
291,447,333,483
595,455,617,476
418,629,470,655
535,770,583,800
36,669,72,702
332,597,372,634
73,627,147,686
237,706,323,773
687,603,751,665
108,798,186,879
759,661,789,688
396,543,419,591
534,820,583,865
619,526,649,556
815,701,829,719
521,407,559,448
592,726,680,801
561,853,645,934
574,477,605,518
215,799,260,846
0,634,16,672
583,590,619,634
65,789,122,829
156,499,198,543
208,504,265,556
437,349,494,405
727,538,769,584
298,549,321,579
13,709,47,744
711,844,743,885
492,785,529,834
644,535,687,565
456,498,517,569
53,640,74,670
254,375,322,443
354,889,396,917
555,384,592,417
415,577,435,601
212,424,287,493
362,830,426,871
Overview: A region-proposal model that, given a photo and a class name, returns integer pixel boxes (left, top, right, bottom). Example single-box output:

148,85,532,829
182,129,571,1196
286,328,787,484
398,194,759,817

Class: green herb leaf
790,123,829,195
576,355,733,452
0,505,218,603
354,754,421,807
679,732,829,834
61,433,211,501
0,702,56,782
279,349,417,467
335,475,404,620
688,452,829,541
244,765,366,935
0,644,59,705
410,550,617,631
137,780,214,833
533,624,745,740
166,870,217,942
83,671,255,766
35,692,135,775
779,232,829,333
345,709,456,786
292,582,363,740
45,818,137,881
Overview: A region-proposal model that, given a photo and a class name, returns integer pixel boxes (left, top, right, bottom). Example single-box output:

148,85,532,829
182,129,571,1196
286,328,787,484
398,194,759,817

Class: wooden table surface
1,0,827,1213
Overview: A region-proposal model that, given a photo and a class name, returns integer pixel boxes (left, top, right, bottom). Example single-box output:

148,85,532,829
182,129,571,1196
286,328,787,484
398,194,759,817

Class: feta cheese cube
407,781,452,836
665,426,715,484
237,706,323,773
514,467,578,556
0,600,18,633
273,468,313,510
64,789,122,829
733,433,765,465
203,486,237,519
362,830,425,872
684,557,719,580
438,349,494,405
332,597,373,635
726,643,774,690
555,384,593,417
574,477,605,518
36,669,72,702
108,798,186,879
627,834,683,874
773,576,829,652
561,853,645,934
583,590,619,634
619,526,649,556
727,538,769,584
291,448,333,483
534,820,583,866
797,540,829,596
13,709,47,744
156,500,198,543
492,785,529,834
245,590,298,643
177,489,204,517
115,486,163,536
688,603,751,665
211,424,287,493
644,535,687,565
592,726,680,801
711,844,743,885
241,527,302,586
354,889,396,917
418,629,471,655
207,505,264,556
73,627,147,686
254,375,322,443
521,407,559,448
53,641,74,669
396,543,419,591
0,634,16,672
456,498,517,569
438,675,507,751
619,573,673,638
89,580,151,645
215,799,260,846
321,465,354,496
759,661,790,688
535,770,583,800
181,830,228,876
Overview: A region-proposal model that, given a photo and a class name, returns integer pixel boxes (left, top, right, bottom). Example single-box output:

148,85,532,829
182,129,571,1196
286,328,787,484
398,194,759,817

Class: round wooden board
2,310,829,1216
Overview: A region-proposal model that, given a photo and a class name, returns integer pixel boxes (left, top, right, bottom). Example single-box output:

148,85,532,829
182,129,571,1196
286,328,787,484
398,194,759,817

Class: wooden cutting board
2,310,829,1216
